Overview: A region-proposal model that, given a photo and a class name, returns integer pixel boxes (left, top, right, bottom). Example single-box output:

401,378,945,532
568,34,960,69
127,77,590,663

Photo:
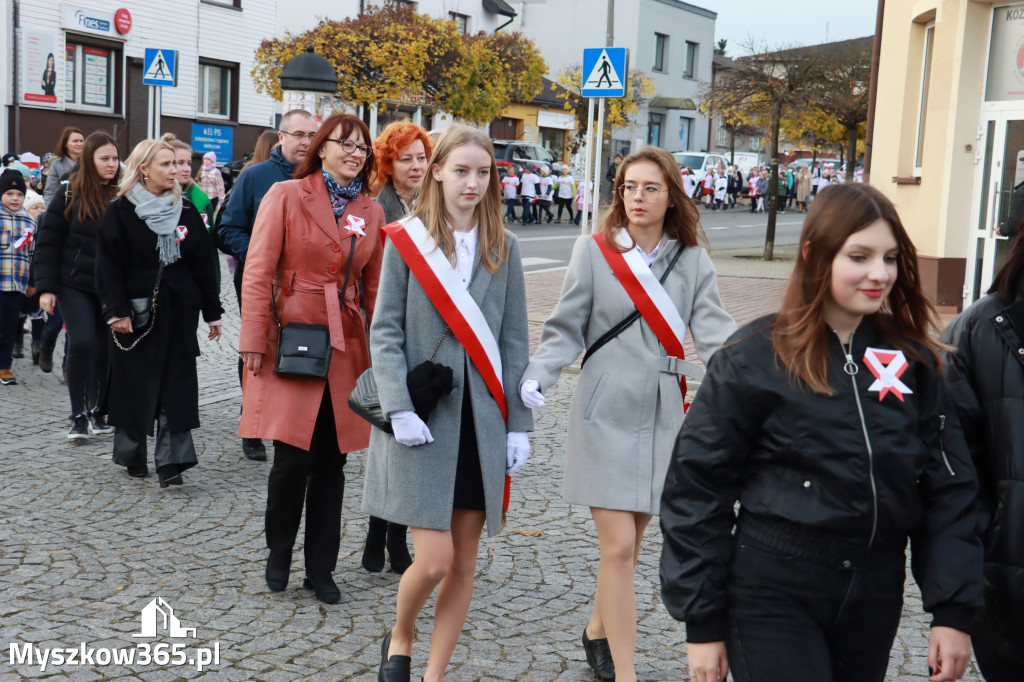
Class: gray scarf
126,182,183,265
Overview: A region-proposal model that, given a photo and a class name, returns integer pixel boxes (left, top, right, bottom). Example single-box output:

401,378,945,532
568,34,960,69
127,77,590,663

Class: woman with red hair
371,121,432,225
359,121,432,576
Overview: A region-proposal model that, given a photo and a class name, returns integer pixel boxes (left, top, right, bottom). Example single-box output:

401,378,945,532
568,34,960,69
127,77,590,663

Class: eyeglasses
325,139,373,157
619,184,667,199
281,131,317,142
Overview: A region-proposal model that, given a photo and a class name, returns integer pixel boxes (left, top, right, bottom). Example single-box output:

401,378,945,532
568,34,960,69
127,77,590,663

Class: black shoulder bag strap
270,234,357,329
581,244,685,368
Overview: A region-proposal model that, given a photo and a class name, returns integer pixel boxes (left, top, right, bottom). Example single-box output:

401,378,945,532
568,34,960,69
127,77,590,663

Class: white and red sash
594,230,690,401
383,218,507,422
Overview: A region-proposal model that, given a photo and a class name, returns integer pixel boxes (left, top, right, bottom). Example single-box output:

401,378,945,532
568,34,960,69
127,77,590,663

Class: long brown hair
412,124,507,274
293,112,372,191
988,217,1024,302
64,132,120,223
53,127,84,159
370,120,432,194
242,130,279,171
600,146,706,252
773,183,944,395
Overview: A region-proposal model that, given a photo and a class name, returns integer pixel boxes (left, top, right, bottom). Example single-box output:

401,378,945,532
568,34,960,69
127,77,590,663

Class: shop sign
62,5,122,39
986,2,1024,101
114,8,132,35
21,27,61,107
537,110,575,130
191,123,234,162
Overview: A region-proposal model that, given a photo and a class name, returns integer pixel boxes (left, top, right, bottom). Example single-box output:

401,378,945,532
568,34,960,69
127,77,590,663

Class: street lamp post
277,45,340,125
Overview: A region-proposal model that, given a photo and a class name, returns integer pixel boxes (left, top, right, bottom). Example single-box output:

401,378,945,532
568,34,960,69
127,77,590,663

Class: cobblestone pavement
0,253,981,680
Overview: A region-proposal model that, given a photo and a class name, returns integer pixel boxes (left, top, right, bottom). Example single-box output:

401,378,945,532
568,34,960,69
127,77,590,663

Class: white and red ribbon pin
13,227,33,250
863,347,913,402
176,225,189,242
345,215,366,237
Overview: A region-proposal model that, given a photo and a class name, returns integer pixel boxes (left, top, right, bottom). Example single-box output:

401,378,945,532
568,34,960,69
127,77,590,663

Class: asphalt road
510,206,806,274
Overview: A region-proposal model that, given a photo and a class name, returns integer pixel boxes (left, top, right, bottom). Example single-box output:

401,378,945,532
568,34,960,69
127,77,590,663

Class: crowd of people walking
2,113,1020,682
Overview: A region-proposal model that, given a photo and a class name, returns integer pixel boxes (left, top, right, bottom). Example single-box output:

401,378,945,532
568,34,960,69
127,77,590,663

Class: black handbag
111,263,164,352
273,235,355,379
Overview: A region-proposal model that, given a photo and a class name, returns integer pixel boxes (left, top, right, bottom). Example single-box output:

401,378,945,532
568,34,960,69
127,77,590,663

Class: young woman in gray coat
360,120,432,576
519,146,735,682
366,125,533,682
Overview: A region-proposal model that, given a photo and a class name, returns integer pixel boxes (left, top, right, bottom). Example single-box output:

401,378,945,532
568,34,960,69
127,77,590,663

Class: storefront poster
83,47,110,107
22,27,61,106
986,3,1024,101
191,123,234,161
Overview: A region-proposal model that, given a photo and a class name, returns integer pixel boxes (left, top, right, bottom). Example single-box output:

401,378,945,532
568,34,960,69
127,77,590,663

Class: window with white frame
654,34,667,72
684,41,697,78
914,22,935,171
65,39,116,112
198,62,231,118
716,122,729,147
449,12,469,34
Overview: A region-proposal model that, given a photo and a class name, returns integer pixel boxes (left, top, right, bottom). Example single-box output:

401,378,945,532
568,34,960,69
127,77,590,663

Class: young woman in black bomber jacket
942,230,1024,681
659,184,983,682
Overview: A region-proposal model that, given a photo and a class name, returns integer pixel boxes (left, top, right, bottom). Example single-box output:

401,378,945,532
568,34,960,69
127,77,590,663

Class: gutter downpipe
863,0,884,184
13,0,21,152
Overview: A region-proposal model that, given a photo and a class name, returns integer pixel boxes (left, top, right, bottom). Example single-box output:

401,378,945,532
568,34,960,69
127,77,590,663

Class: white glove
390,410,434,447
506,431,530,476
519,380,545,409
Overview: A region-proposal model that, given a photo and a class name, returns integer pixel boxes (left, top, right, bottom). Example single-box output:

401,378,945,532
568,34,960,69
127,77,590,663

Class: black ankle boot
386,523,412,574
265,550,291,592
362,516,388,573
302,571,340,604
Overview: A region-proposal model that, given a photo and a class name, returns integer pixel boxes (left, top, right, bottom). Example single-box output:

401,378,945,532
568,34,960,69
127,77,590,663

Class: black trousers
726,526,905,682
265,388,347,574
974,638,1023,681
554,196,573,220
112,407,198,472
58,286,108,415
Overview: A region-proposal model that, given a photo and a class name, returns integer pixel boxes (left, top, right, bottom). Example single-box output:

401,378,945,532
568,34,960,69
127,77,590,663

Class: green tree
715,38,728,56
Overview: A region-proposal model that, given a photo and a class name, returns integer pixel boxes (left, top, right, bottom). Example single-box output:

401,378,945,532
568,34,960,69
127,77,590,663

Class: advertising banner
22,27,61,106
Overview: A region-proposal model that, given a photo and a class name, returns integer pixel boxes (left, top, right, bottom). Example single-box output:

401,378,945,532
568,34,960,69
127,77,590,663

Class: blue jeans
504,198,518,221
0,291,25,370
520,197,534,223
725,523,905,682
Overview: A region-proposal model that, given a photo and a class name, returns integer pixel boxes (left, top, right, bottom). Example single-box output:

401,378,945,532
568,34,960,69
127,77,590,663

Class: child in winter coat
0,169,36,385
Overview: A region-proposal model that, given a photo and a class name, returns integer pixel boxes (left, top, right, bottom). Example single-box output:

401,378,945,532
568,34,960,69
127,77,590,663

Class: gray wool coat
521,234,736,514
362,230,533,537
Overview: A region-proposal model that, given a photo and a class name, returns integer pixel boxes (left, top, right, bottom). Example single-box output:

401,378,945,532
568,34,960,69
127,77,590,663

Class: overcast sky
683,0,879,55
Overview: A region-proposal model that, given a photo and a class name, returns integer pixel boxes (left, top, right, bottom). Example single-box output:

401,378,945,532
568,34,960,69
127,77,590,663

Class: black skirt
452,388,485,511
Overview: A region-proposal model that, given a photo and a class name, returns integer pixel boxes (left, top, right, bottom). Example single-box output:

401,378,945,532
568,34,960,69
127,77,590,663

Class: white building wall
277,0,514,37
515,0,716,153
7,0,277,152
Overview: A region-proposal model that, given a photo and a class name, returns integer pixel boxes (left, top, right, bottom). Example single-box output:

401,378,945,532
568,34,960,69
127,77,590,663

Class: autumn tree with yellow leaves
251,3,546,125
555,64,657,154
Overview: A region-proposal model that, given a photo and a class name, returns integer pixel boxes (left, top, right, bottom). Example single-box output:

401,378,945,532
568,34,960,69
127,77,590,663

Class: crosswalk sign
582,47,628,98
143,49,177,87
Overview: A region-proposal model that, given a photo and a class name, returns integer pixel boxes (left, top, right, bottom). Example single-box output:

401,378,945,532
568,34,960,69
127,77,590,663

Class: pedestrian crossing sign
143,48,177,87
582,47,628,98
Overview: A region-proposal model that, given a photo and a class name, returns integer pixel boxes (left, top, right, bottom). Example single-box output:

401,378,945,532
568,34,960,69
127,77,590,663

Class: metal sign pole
581,97,595,235
591,97,606,234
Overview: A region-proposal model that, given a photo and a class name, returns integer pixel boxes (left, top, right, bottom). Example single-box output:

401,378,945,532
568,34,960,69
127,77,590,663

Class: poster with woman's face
22,27,60,106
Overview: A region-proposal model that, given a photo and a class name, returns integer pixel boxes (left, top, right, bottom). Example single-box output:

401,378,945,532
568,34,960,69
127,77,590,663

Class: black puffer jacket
942,288,1024,665
660,314,983,643
33,186,103,294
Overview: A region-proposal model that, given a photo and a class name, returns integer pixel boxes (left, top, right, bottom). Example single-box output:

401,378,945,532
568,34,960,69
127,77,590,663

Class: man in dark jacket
217,108,317,461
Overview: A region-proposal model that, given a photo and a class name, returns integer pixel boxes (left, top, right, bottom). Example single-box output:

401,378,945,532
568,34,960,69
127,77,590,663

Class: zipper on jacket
836,330,879,547
938,415,956,476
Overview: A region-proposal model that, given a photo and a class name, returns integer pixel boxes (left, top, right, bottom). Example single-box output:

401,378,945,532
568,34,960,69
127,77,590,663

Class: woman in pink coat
238,112,384,604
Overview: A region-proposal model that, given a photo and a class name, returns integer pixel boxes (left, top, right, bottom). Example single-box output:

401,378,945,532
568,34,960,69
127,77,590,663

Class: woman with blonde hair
95,138,222,486
367,124,532,681
520,146,735,681
360,120,433,575
162,133,220,288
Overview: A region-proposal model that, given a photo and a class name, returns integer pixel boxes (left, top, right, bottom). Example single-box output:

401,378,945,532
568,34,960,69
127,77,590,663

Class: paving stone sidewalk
0,254,980,680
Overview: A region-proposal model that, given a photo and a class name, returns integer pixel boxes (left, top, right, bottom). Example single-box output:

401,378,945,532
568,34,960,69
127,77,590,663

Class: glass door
967,117,1018,303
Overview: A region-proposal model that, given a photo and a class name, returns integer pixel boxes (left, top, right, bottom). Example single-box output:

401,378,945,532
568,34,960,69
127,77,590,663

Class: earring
143,174,149,181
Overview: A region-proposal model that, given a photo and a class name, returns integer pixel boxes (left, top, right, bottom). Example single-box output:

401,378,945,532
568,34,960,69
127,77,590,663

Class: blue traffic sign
143,48,177,87
582,47,628,98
